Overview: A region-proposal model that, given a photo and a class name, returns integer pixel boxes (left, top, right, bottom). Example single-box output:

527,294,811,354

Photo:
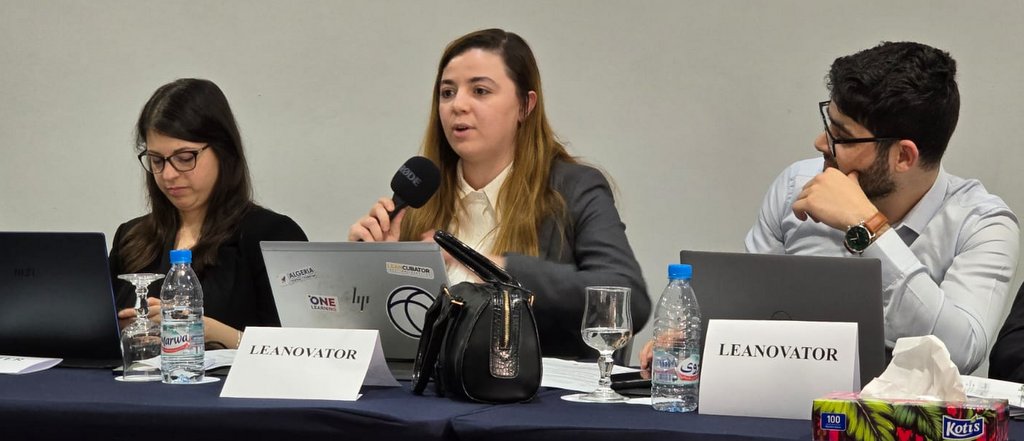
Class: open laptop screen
0,232,122,365
262,241,449,363
679,250,886,387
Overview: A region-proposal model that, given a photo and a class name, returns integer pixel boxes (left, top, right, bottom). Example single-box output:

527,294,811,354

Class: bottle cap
668,264,692,280
169,249,192,264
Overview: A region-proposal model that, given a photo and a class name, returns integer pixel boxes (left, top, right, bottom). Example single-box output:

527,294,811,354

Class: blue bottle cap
169,249,192,264
668,264,692,280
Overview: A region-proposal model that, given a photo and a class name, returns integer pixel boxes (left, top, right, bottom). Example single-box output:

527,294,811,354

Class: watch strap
863,211,889,236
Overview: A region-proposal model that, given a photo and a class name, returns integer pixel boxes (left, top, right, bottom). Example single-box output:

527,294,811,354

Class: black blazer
108,207,307,330
504,161,650,359
989,280,1024,382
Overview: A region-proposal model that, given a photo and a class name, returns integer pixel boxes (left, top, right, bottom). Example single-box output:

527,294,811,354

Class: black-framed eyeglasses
137,145,211,174
819,101,899,158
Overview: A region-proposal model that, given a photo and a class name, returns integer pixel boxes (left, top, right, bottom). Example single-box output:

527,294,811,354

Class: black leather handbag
411,230,542,403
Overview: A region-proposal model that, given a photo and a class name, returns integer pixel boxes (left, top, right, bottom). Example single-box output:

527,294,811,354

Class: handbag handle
433,230,520,287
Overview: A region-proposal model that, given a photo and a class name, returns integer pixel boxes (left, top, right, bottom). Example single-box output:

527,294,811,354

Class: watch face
845,225,872,252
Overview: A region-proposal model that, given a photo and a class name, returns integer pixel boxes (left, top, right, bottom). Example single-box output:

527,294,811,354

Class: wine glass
117,273,164,382
574,286,633,403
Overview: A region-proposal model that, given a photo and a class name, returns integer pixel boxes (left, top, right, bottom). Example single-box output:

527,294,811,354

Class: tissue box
812,392,1008,441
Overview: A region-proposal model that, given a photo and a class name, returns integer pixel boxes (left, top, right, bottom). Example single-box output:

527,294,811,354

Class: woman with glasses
109,78,307,349
347,29,649,359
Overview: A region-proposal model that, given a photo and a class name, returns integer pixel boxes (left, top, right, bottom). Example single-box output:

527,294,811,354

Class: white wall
2,1,1022,365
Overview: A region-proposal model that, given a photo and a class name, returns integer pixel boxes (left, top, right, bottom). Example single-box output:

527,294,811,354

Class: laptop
261,241,449,378
0,232,122,367
679,250,886,387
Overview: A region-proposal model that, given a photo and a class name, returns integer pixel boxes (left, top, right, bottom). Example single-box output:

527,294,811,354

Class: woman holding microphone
349,29,649,359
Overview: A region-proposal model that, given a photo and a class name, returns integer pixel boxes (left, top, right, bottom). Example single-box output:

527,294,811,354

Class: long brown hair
400,29,574,256
118,78,255,273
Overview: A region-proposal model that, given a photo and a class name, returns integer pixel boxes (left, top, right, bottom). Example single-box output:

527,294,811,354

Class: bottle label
162,321,203,355
677,353,700,384
162,331,192,354
653,350,700,386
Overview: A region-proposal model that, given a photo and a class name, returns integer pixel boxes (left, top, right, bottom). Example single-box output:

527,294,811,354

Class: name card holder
698,319,859,420
221,327,398,401
0,355,62,375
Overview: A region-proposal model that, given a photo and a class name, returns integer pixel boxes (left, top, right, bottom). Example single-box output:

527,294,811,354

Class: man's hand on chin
791,168,879,231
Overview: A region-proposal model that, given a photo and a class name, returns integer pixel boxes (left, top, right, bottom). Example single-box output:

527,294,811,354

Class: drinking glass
573,286,633,402
117,273,164,381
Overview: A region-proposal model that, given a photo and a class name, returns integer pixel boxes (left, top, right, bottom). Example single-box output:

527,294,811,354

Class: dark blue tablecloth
2,368,1022,441
0,368,490,441
452,388,813,441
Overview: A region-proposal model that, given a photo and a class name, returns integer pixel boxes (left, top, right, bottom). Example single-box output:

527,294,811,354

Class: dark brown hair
118,78,255,273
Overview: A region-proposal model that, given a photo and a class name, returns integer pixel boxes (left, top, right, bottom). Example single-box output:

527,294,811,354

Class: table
1,368,1021,441
0,368,489,441
454,388,811,441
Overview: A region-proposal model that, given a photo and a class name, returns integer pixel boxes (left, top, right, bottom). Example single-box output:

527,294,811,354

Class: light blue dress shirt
745,157,1020,373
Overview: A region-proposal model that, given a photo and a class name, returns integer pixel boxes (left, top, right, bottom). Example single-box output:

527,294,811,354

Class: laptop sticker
385,262,435,280
278,265,317,286
305,294,338,312
386,285,435,338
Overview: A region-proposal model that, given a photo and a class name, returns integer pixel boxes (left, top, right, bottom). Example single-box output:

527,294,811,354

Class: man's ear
892,139,919,172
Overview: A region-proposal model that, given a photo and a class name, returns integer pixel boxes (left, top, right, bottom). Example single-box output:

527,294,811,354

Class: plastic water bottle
160,249,205,384
651,264,701,412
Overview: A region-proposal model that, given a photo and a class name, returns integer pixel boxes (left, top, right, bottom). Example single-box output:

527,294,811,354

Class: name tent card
0,355,62,375
221,327,399,401
699,319,859,420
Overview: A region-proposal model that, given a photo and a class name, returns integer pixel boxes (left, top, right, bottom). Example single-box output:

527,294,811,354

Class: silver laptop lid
679,250,885,388
261,241,448,361
0,232,121,365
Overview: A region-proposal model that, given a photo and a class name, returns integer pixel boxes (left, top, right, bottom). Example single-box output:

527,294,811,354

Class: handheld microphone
389,156,441,220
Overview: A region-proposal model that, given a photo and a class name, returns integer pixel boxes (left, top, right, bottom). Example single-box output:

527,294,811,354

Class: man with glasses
745,42,1019,374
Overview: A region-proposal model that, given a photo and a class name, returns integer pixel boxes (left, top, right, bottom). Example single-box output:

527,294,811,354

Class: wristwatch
843,212,889,254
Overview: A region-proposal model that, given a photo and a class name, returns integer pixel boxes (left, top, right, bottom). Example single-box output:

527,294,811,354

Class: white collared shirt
745,157,1020,373
446,161,512,285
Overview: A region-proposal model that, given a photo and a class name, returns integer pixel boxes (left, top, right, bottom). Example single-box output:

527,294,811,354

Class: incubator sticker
385,262,434,280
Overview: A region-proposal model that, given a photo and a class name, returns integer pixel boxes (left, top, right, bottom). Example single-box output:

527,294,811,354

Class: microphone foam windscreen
390,156,441,208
